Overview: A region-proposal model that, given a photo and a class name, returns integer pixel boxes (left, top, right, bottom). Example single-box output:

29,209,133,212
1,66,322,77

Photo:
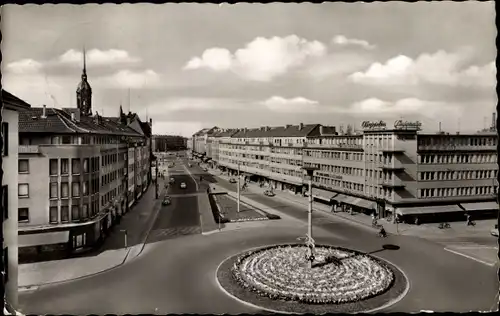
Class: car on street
188,163,192,167
162,196,171,206
264,190,276,197
180,182,187,189
170,177,175,184
491,224,498,237
229,178,237,183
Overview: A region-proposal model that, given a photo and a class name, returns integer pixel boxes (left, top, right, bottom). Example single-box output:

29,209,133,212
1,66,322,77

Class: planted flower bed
231,244,395,305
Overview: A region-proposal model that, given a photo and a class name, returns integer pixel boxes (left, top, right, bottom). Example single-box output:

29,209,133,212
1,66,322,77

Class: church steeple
76,46,92,116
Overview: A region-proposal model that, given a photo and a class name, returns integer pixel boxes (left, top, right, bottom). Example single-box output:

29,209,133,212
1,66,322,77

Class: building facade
2,90,31,308
197,120,498,223
152,135,187,152
192,127,218,160
16,53,151,262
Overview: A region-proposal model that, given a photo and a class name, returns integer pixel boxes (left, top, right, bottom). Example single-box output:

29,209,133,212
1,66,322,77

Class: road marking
444,247,496,267
166,193,204,198
183,163,199,191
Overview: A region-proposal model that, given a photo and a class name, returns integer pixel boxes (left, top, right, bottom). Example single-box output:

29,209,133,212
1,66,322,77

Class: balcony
18,145,40,154
378,163,405,171
381,179,406,189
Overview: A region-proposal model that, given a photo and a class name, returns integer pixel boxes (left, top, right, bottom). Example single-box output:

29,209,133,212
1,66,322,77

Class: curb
18,182,161,291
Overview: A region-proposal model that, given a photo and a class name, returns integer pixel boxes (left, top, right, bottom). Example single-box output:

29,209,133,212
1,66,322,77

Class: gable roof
2,90,31,112
231,124,320,138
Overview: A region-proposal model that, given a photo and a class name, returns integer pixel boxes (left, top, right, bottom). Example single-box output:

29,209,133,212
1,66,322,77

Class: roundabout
217,244,409,314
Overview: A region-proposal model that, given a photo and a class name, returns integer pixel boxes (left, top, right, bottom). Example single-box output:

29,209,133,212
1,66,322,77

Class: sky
1,2,497,137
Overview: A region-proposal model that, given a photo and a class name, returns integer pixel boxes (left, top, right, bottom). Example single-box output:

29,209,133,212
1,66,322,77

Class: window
51,136,60,145
61,183,69,199
1,185,8,220
82,204,89,219
72,159,81,174
18,208,29,222
18,184,29,198
83,158,89,173
61,159,69,175
50,159,58,175
49,206,58,223
62,136,71,144
61,206,69,222
50,183,58,199
72,182,80,197
83,181,89,196
72,205,80,221
18,159,29,173
1,122,8,156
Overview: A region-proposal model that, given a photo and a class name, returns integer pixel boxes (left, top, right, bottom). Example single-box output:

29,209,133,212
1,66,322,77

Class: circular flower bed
231,244,395,305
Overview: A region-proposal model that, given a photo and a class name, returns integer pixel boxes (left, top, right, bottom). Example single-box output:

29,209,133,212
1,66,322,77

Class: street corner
444,244,498,267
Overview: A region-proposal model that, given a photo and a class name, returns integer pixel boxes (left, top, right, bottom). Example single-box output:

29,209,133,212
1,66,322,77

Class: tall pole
0,94,5,313
155,157,159,199
237,163,241,213
308,175,313,269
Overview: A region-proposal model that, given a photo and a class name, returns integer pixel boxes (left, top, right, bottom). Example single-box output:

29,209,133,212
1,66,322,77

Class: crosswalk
148,226,201,240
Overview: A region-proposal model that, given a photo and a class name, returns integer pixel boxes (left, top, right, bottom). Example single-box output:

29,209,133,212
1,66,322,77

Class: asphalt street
18,156,499,314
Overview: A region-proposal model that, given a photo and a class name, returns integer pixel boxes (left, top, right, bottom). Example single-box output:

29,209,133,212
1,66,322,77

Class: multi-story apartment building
16,53,151,262
2,90,31,308
192,127,218,160
218,124,333,194
152,135,187,152
209,129,238,169
205,119,498,224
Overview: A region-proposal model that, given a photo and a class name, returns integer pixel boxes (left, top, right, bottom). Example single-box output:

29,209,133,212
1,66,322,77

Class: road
18,156,499,314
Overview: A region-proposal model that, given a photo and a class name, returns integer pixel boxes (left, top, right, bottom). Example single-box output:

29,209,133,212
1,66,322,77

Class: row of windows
49,157,99,176
418,186,496,198
418,136,497,147
49,135,125,145
102,169,124,186
305,150,360,161
19,199,101,224
420,153,496,164
419,170,498,181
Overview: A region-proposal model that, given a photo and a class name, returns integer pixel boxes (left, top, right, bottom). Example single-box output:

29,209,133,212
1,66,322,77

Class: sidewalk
207,169,496,239
19,177,167,290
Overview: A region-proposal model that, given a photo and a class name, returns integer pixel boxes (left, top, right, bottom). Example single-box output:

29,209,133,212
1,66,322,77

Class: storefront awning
396,204,462,216
460,201,498,212
311,188,335,202
350,197,377,210
19,231,70,247
331,193,352,203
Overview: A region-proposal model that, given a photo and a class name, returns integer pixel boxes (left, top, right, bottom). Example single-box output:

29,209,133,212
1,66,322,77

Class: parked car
169,177,175,184
491,224,498,237
162,196,171,206
188,163,192,167
180,182,187,189
264,190,275,197
229,178,237,183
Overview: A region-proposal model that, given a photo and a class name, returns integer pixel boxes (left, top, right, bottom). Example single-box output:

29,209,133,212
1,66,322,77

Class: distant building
152,135,187,152
2,90,31,308
195,119,498,223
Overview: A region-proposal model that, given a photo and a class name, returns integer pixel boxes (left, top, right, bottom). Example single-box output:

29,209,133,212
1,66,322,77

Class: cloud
332,35,375,50
349,49,495,87
184,35,327,81
58,48,141,66
349,97,462,118
4,59,44,74
306,52,372,79
261,96,322,113
94,69,161,89
152,121,205,138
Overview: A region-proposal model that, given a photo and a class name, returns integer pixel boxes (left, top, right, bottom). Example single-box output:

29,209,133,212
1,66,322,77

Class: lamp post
120,229,128,248
155,157,159,199
302,165,318,269
237,163,241,213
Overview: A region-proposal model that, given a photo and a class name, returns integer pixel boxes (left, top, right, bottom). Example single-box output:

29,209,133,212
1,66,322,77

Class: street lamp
302,165,319,269
155,157,159,199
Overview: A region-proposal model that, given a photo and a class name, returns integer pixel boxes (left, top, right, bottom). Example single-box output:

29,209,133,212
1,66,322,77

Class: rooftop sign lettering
394,120,422,130
361,121,387,130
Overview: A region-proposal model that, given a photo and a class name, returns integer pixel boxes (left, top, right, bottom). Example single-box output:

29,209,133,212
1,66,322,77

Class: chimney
493,113,496,129
439,122,442,133
319,125,324,135
41,105,47,118
299,123,303,130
